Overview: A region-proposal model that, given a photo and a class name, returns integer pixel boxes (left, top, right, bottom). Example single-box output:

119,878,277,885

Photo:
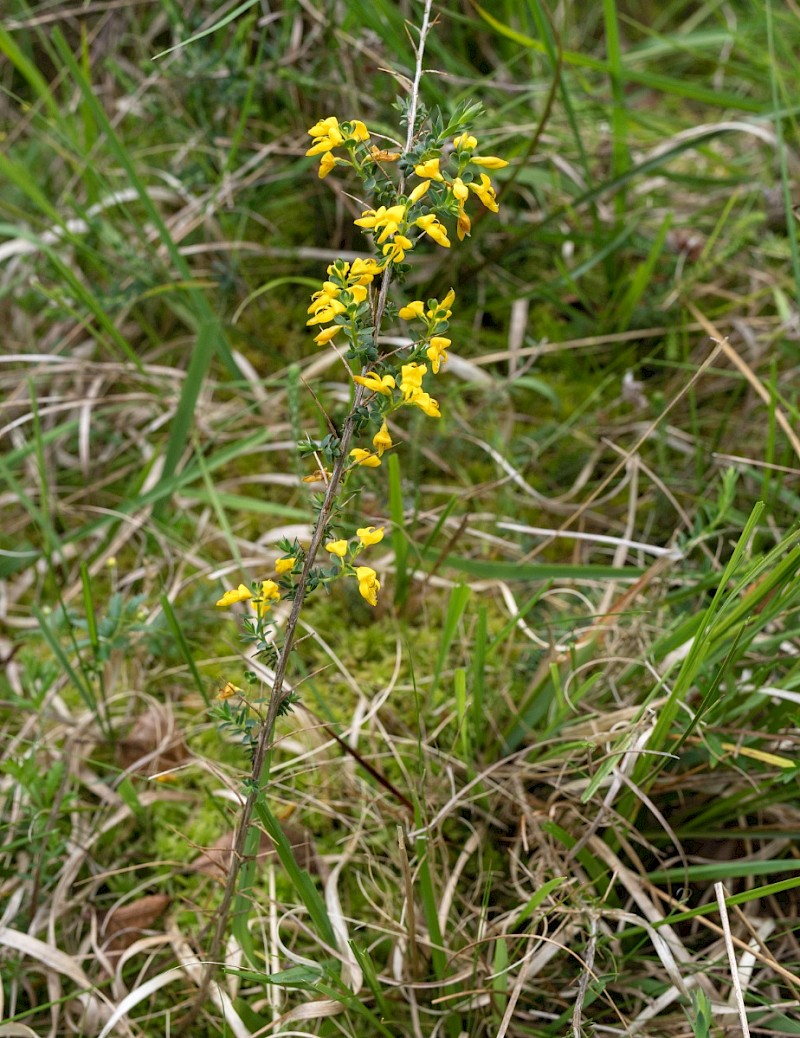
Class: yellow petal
349,448,382,468
216,584,252,607
408,180,431,204
357,526,385,546
373,420,393,456
399,300,425,320
355,566,380,606
314,325,340,345
471,155,509,169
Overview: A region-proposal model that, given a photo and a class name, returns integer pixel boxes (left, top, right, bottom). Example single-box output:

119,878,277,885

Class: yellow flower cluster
306,257,383,346
324,526,385,606
398,287,455,374
215,579,281,617
413,134,508,240
354,188,450,265
306,116,370,178
214,116,508,702
346,286,454,457
215,552,301,622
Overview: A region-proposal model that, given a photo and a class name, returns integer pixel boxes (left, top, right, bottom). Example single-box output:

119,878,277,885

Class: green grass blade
254,799,336,949
430,583,470,699
159,594,211,706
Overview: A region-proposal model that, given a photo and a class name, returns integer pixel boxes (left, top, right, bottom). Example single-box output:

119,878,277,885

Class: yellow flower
353,206,383,231
314,325,340,345
426,336,451,374
346,119,370,141
357,526,385,547
408,180,431,204
346,284,369,305
399,362,427,399
355,565,380,607
373,420,393,456
350,447,381,468
355,204,406,243
414,213,451,248
308,116,339,137
441,287,456,310
414,158,443,181
306,116,344,155
457,205,471,241
450,177,469,202
217,681,243,701
306,299,346,326
408,389,441,418
307,283,339,314
216,584,252,607
354,372,396,395
318,152,339,178
254,579,282,616
275,557,296,574
382,236,411,264
468,173,499,212
471,155,509,169
453,132,477,151
349,258,382,284
398,300,425,320
325,540,348,558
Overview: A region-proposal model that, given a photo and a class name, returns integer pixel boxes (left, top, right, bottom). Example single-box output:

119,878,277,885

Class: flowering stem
182,2,439,1024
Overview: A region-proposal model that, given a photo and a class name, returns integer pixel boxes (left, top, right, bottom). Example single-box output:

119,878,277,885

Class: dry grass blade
686,301,800,461
715,882,751,1038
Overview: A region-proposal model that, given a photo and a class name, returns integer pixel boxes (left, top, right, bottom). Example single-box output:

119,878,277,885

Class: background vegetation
2,1,800,1035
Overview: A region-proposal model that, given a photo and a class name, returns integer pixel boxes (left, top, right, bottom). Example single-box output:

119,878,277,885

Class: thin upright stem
182,3,437,1026
405,0,435,152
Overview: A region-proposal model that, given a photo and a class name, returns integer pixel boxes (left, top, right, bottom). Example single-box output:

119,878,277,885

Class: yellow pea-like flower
468,173,500,213
408,180,431,204
357,526,385,547
408,388,441,418
318,152,339,178
314,325,340,345
414,158,443,180
216,584,252,607
399,362,427,399
354,372,396,396
398,300,425,320
453,133,477,151
471,155,509,169
373,421,393,456
426,336,451,374
414,213,451,248
349,448,381,468
355,566,380,606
